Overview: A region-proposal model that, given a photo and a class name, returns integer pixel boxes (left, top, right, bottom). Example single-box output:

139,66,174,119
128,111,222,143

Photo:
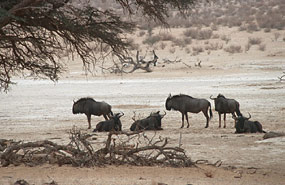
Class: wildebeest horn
232,115,237,120
168,93,172,98
209,95,215,100
245,113,251,120
117,112,124,118
160,110,166,117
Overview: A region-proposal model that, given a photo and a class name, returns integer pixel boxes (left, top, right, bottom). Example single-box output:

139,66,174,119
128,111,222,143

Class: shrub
199,28,213,40
160,42,167,50
169,47,176,54
248,37,262,45
274,32,281,41
172,38,186,48
224,45,242,53
183,28,212,40
183,28,199,39
138,31,146,37
192,46,204,53
221,35,231,44
142,35,161,46
259,44,266,51
160,33,175,41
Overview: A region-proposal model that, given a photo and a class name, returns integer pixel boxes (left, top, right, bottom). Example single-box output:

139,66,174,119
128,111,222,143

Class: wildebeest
233,113,266,133
130,111,166,131
210,94,242,128
72,97,113,129
165,94,213,128
93,112,124,132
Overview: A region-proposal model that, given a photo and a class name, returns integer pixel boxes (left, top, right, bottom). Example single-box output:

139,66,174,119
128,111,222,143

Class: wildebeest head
165,94,173,111
72,98,92,114
233,113,251,130
111,112,124,122
150,111,166,120
210,94,225,109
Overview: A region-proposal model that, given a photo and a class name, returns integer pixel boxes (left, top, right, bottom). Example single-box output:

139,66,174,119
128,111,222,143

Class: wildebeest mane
75,97,96,104
217,94,226,98
170,94,193,99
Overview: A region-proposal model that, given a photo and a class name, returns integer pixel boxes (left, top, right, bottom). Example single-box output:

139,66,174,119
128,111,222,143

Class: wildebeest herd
72,94,266,134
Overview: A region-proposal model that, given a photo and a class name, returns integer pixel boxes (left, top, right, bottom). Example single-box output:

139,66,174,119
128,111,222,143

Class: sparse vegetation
224,45,242,54
143,35,161,46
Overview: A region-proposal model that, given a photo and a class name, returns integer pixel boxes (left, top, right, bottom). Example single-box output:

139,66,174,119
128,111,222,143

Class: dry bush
205,42,223,51
274,32,281,41
212,34,220,39
248,37,262,45
199,28,213,40
143,35,161,46
183,28,199,39
183,28,212,40
138,31,146,37
264,28,271,33
159,33,175,41
224,44,242,53
172,38,186,48
127,38,139,51
259,43,266,51
169,47,176,54
246,22,260,33
221,35,231,44
185,47,191,54
159,42,167,50
192,46,204,56
184,37,192,45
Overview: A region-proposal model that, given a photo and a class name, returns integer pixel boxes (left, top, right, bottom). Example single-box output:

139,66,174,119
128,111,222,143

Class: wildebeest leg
232,113,237,128
181,113,185,128
223,113,227,128
218,113,221,128
202,110,209,128
185,113,190,128
86,114,91,129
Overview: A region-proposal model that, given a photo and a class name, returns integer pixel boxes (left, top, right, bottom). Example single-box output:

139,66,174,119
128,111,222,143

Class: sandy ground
1,28,285,184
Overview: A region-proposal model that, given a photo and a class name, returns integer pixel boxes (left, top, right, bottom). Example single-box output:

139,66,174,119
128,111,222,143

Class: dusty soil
1,28,285,184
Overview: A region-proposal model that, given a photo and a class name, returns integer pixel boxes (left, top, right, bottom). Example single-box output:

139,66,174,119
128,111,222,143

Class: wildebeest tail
208,102,213,119
236,103,242,117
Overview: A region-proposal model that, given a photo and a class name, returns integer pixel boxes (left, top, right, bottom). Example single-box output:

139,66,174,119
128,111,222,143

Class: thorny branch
0,128,194,167
104,50,159,74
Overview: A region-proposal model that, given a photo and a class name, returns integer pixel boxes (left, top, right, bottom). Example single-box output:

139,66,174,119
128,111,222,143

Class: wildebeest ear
168,93,171,98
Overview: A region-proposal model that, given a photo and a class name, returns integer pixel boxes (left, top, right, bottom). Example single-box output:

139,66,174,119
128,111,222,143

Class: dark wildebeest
165,94,213,128
72,97,113,129
93,112,124,132
130,111,166,131
210,94,242,128
233,113,266,133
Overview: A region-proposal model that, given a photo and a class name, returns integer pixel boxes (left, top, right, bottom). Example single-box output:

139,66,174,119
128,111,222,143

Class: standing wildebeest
165,94,213,128
93,112,124,132
210,94,242,128
130,111,166,131
233,113,266,133
72,97,113,129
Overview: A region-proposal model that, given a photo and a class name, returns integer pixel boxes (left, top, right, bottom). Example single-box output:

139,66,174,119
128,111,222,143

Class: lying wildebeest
93,112,124,132
130,111,166,131
210,94,242,128
165,94,213,128
233,113,266,133
72,97,113,129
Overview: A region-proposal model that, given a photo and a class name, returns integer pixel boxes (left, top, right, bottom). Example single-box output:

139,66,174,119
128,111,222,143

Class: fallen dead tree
0,128,193,167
